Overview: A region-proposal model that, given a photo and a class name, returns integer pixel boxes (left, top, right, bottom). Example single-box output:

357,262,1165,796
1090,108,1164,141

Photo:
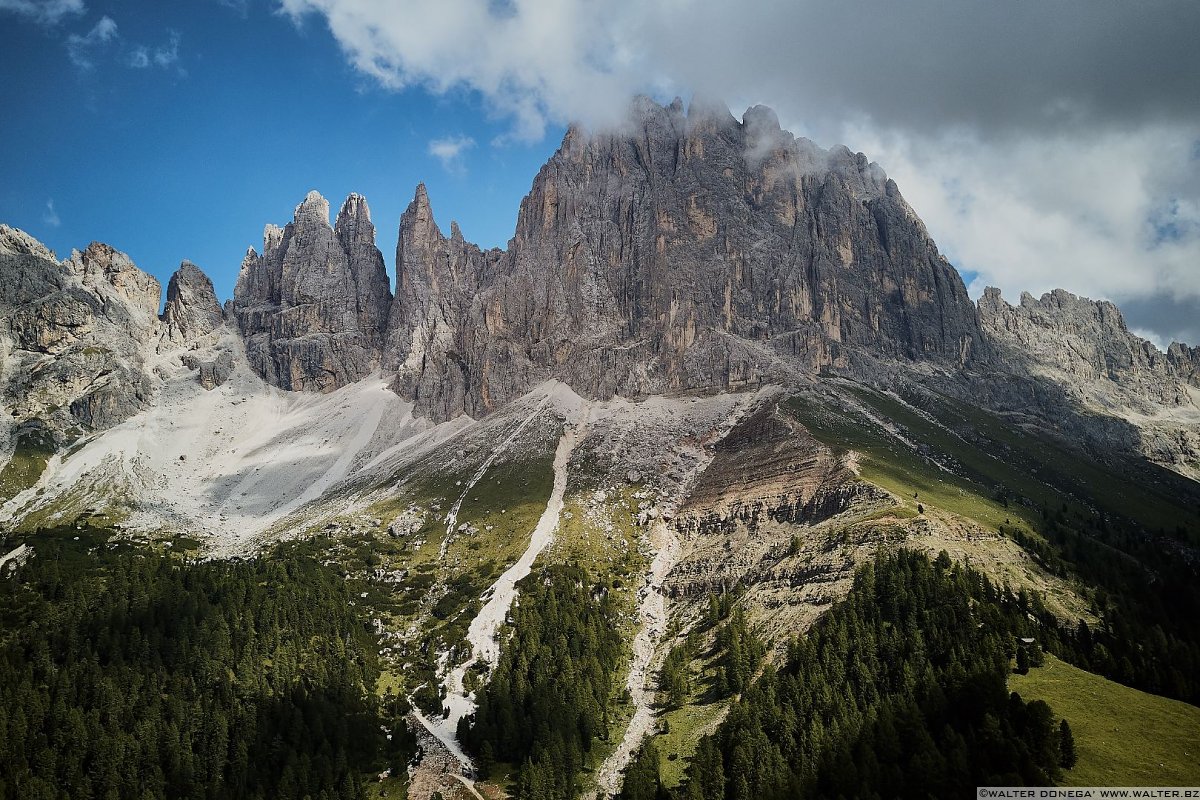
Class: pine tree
619,741,662,800
1016,645,1031,675
1059,719,1077,769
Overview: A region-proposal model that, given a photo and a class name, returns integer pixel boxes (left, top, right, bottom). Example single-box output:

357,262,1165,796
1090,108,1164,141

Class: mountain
1,98,1198,800
383,98,981,421
233,191,392,391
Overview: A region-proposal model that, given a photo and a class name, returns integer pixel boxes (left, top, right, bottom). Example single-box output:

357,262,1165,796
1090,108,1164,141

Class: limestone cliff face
233,191,392,391
0,226,160,437
385,98,982,420
977,287,1195,410
162,261,224,346
975,286,1200,479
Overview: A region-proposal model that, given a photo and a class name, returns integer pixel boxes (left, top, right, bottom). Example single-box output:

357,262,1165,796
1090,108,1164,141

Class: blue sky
2,0,1197,345
0,0,562,301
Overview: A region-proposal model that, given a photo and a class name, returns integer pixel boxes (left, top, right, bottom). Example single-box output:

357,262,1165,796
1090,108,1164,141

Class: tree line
1006,503,1200,704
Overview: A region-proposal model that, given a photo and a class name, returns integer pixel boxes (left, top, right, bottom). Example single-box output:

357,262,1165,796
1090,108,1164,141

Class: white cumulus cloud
0,0,85,25
428,135,476,174
842,121,1200,303
65,14,117,69
128,30,181,70
279,0,1200,344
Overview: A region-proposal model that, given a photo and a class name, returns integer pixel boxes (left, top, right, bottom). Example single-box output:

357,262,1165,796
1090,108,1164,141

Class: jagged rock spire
232,190,392,392
162,261,224,345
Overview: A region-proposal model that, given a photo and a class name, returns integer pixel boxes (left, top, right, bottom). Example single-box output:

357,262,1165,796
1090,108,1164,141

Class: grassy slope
794,379,1194,578
1011,655,1200,786
787,382,1200,545
654,638,730,790
785,391,1045,534
897,388,1200,539
0,425,57,504
776,382,1200,788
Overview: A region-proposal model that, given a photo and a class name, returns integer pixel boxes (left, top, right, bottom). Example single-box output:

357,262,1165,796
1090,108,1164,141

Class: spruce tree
1059,719,1077,769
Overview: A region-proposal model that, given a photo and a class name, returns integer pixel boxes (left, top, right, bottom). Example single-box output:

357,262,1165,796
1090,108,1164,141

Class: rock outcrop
383,184,503,420
181,350,236,390
1168,342,1200,388
0,226,160,439
233,191,392,391
384,97,981,420
974,286,1200,479
161,261,224,346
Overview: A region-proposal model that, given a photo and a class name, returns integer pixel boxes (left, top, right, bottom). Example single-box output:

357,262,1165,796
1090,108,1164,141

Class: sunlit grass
1011,654,1200,787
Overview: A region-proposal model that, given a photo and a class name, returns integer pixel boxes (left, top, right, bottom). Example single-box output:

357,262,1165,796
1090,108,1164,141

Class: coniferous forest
622,550,1075,800
2,521,1192,800
460,564,625,800
0,532,414,800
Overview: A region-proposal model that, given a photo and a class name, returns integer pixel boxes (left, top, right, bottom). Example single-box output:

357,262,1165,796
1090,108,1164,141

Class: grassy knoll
1010,655,1200,787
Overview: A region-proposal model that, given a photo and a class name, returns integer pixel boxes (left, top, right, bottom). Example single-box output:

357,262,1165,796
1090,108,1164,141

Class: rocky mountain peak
378,97,980,421
64,242,161,318
0,224,56,261
334,192,371,234
0,229,158,437
406,183,436,229
977,286,1193,408
232,190,392,392
263,224,284,254
162,260,224,345
383,184,496,419
294,189,331,227
399,184,440,253
1168,342,1200,387
335,192,392,348
684,94,741,136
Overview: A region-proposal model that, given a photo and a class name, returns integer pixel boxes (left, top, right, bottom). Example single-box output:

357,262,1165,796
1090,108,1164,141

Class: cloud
428,134,475,173
128,30,181,70
65,14,116,69
1120,294,1200,351
280,0,1200,344
842,120,1200,320
278,0,1200,142
42,199,61,228
216,0,248,15
0,0,85,25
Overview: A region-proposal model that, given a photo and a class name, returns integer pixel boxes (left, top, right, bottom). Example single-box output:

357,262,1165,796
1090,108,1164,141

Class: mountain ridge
1,97,1198,484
